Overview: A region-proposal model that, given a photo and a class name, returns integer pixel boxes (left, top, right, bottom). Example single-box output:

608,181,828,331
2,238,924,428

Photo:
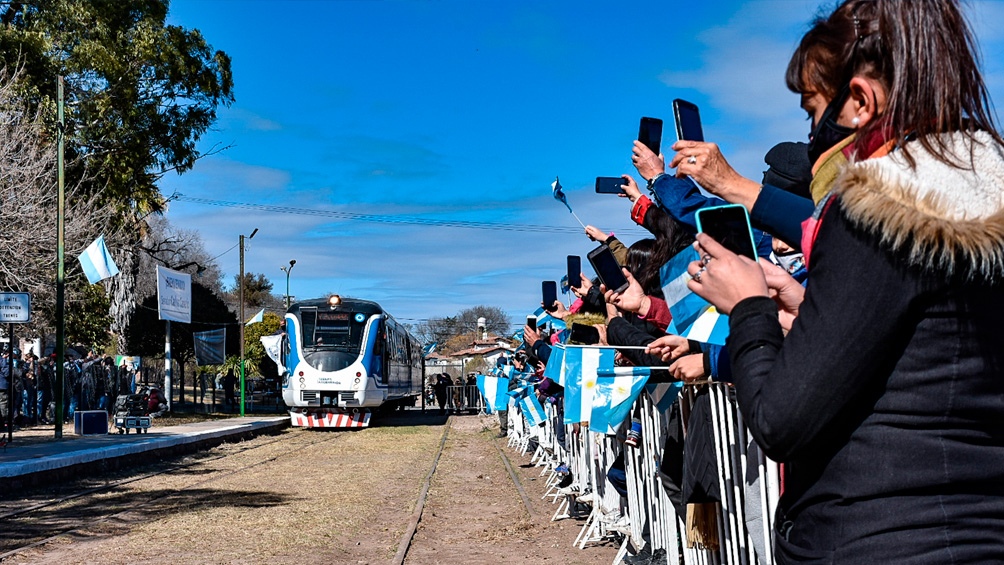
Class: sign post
0,292,31,443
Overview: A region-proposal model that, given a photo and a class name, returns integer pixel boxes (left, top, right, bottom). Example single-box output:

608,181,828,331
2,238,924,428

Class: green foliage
0,0,235,213
230,273,275,309
126,281,238,361
242,312,282,378
65,280,113,350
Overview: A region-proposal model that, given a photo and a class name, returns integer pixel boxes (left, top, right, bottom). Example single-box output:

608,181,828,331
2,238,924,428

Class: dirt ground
1,412,618,564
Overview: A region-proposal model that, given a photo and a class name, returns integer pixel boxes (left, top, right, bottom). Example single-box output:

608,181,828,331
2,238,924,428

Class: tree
126,280,239,402
0,70,113,340
0,0,235,212
413,305,513,354
228,273,279,311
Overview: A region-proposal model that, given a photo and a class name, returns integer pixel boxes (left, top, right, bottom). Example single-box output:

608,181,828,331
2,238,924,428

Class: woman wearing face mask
685,0,1004,562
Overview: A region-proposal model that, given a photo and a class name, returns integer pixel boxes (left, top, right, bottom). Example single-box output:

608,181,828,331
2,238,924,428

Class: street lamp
281,259,296,310
239,227,258,417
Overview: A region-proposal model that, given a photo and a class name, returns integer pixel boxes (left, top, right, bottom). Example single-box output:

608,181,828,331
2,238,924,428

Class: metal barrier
495,382,781,565
445,385,484,413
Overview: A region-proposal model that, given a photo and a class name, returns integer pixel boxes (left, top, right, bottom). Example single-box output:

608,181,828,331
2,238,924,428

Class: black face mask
807,84,855,165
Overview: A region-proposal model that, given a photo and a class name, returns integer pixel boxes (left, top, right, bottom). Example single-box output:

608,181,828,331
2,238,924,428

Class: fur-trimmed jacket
727,132,1004,564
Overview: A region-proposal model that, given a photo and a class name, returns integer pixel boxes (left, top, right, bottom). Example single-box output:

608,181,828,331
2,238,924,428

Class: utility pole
238,228,257,417
55,76,65,439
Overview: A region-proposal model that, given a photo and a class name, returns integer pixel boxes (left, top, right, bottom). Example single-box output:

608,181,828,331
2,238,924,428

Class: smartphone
567,255,581,289
542,281,558,312
638,117,663,156
569,322,600,345
526,315,537,328
673,99,704,142
695,204,757,260
587,244,629,294
595,176,626,194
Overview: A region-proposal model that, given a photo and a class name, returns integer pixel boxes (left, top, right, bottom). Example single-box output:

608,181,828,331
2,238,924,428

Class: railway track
0,429,343,562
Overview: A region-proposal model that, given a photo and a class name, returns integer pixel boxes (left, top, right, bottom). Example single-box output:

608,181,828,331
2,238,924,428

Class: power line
175,195,645,236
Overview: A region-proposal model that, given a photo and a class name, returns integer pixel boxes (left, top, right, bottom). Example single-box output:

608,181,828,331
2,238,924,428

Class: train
276,295,423,428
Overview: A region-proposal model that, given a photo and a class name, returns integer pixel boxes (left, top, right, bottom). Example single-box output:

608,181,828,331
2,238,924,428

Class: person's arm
605,317,675,382
749,184,815,251
727,202,921,462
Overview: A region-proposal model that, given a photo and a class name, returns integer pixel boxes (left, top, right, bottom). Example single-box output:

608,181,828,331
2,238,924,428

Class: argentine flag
589,366,652,435
646,382,683,415
543,344,565,386
661,247,729,345
519,393,548,427
562,346,615,424
77,235,119,284
476,374,510,413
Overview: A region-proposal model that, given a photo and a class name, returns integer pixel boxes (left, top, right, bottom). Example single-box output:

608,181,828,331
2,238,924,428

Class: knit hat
762,141,812,199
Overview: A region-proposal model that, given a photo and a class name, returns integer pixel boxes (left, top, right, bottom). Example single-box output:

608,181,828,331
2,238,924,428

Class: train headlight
328,294,342,307
299,377,305,384
354,377,360,384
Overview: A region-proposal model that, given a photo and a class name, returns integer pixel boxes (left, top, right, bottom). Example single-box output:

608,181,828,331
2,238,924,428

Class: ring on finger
692,268,704,283
702,254,713,264
687,155,697,165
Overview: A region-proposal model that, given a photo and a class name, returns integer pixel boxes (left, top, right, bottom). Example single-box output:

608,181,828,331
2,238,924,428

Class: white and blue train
277,295,423,428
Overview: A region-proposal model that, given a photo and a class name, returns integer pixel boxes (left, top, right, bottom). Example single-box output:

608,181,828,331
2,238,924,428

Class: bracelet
647,173,666,189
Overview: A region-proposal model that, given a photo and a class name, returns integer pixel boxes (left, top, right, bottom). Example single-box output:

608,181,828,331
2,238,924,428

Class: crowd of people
500,1,1004,562
0,346,142,431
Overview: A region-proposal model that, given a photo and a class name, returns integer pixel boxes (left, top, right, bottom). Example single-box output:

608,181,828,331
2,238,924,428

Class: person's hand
523,324,540,345
669,141,761,208
550,301,569,320
603,269,650,315
572,274,592,297
620,175,642,202
631,141,665,181
669,353,706,383
687,233,768,315
760,258,805,331
646,334,691,362
594,323,609,346
584,225,608,242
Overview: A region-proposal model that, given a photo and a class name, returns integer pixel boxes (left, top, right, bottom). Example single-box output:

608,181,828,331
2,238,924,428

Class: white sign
156,265,192,323
0,293,31,323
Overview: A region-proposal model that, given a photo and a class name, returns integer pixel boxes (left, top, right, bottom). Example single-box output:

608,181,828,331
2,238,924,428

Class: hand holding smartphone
695,204,757,260
542,281,558,312
587,245,629,294
595,177,626,194
638,117,663,156
673,99,704,142
567,256,581,290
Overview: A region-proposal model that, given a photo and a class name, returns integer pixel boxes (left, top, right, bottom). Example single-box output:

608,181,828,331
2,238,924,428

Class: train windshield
299,309,367,351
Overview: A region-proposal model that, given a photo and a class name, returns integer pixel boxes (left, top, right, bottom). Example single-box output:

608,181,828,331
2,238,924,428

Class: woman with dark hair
684,1,1004,562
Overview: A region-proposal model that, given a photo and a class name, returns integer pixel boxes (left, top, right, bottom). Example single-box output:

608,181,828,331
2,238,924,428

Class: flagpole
569,210,587,230
54,77,65,439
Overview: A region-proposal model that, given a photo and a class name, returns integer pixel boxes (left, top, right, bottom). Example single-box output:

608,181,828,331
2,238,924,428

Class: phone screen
673,99,704,142
638,117,663,156
567,255,581,289
526,316,536,328
587,245,629,293
569,323,600,345
696,205,757,260
542,281,558,312
595,177,626,194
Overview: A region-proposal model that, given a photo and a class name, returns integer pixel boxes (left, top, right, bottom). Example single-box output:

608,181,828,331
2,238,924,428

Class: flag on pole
661,247,729,345
476,374,510,413
562,346,616,424
519,392,548,427
245,308,265,326
552,177,572,213
543,344,565,386
590,366,651,435
193,328,226,366
645,382,684,414
77,235,119,284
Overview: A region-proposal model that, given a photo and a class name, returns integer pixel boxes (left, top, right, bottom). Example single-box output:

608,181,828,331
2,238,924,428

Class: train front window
299,309,366,350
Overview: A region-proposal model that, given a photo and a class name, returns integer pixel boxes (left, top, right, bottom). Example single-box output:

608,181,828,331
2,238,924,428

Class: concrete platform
0,416,289,492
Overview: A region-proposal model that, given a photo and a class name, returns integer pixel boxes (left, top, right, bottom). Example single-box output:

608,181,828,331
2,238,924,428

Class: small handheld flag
78,235,120,284
661,247,729,345
551,177,586,229
245,308,265,326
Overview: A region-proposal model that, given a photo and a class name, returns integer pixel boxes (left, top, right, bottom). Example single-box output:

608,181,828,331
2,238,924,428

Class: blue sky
161,0,1004,330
